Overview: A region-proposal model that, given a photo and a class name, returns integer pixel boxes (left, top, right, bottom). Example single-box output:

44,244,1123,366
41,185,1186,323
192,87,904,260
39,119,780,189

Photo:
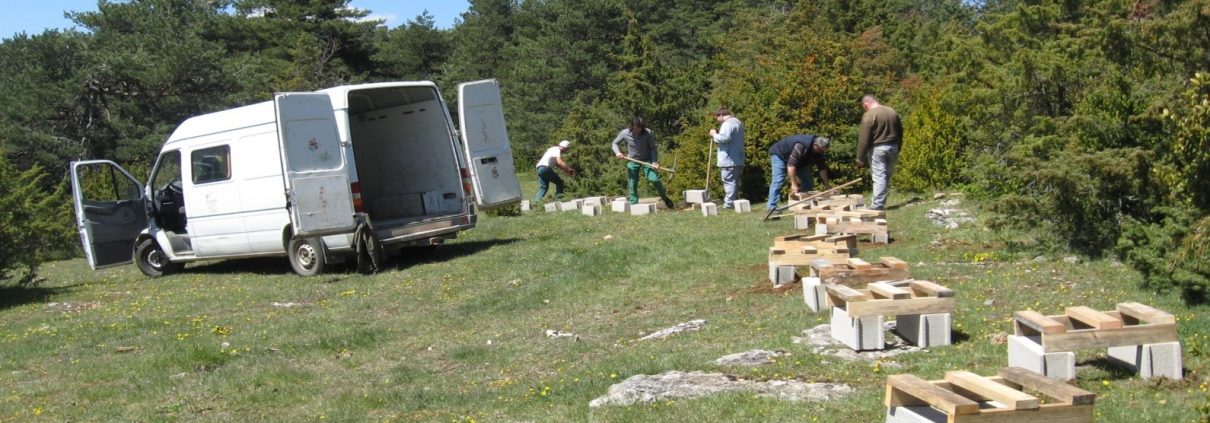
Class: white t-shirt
536,146,561,168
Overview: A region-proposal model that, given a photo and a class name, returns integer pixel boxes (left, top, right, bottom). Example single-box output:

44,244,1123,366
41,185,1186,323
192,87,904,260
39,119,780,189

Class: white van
70,80,521,276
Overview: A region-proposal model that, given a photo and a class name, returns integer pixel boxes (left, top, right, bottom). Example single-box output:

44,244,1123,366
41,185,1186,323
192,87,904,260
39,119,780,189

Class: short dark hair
713,107,731,117
629,117,647,132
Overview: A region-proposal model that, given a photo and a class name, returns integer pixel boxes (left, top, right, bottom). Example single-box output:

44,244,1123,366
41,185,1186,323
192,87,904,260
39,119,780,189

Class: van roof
165,81,440,146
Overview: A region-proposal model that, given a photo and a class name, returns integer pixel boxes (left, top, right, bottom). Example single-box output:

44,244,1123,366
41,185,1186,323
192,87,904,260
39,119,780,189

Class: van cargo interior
347,86,465,223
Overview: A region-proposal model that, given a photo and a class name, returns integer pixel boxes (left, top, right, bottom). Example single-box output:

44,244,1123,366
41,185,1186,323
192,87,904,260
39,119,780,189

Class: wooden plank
825,285,871,306
1116,302,1175,325
998,367,1096,405
880,257,909,270
952,404,1094,423
910,280,956,298
885,374,980,416
1013,311,1066,335
846,297,955,318
1064,306,1123,330
869,282,911,300
846,257,872,270
944,371,1039,411
1040,323,1178,352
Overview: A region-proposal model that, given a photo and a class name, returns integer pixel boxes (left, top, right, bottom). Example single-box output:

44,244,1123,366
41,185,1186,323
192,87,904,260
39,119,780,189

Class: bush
0,156,77,285
1119,208,1210,304
896,85,966,192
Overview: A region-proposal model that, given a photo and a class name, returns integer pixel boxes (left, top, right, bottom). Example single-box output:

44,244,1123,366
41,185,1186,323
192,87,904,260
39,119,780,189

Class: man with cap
534,140,575,203
613,117,675,209
766,134,830,210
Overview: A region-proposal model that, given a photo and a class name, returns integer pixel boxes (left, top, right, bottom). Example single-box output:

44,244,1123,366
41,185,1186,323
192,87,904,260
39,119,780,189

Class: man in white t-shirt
534,140,575,203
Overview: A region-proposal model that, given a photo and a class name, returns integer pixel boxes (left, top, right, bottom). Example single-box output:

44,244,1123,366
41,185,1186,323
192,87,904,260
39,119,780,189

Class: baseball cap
558,140,571,148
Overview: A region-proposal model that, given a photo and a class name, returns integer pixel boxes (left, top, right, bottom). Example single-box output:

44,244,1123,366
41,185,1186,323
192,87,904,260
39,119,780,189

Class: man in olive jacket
856,95,902,210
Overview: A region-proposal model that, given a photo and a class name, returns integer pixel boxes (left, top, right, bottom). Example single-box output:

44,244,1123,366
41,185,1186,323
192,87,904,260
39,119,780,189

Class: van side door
70,160,148,269
274,92,357,237
457,79,522,208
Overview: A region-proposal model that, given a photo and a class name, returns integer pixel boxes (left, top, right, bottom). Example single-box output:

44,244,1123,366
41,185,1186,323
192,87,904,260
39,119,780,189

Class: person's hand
615,152,624,160
855,160,866,168
709,129,718,137
651,163,660,170
567,168,575,176
790,184,799,194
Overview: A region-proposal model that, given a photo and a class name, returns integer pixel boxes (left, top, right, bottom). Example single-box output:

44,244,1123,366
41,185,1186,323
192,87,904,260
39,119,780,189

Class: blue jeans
766,155,812,209
534,166,564,203
870,144,899,210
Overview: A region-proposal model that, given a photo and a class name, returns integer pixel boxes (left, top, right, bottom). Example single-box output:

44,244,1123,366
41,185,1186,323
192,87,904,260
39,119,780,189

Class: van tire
288,237,326,276
136,238,182,277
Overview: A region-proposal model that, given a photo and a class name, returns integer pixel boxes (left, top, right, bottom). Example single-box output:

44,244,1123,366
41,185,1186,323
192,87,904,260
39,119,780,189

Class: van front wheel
288,237,326,276
136,238,182,277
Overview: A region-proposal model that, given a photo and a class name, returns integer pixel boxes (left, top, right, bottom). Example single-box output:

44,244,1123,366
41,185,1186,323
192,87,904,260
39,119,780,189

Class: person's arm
555,156,574,175
711,119,735,143
819,169,830,188
787,143,805,192
856,115,873,166
612,130,626,159
788,165,800,193
647,131,659,167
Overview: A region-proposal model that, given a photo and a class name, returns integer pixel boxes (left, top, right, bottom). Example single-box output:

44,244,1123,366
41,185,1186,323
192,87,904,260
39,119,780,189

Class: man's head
813,137,830,154
861,94,880,112
714,107,732,123
629,117,647,134
558,140,571,150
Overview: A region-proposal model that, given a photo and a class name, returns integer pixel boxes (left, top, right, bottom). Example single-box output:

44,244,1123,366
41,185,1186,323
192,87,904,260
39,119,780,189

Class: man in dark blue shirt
766,134,830,210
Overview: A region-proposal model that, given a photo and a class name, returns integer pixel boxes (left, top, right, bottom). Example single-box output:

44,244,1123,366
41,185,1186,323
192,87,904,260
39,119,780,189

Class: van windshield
151,151,182,191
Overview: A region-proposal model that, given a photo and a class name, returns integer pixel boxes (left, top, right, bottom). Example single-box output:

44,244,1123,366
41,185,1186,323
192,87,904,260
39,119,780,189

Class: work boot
664,199,675,209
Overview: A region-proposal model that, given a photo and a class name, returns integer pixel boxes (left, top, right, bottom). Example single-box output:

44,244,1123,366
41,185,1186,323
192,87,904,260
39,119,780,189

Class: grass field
1,190,1207,422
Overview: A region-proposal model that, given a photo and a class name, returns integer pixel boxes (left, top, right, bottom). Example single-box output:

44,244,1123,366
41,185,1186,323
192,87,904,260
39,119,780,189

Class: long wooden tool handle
762,177,863,221
623,157,675,173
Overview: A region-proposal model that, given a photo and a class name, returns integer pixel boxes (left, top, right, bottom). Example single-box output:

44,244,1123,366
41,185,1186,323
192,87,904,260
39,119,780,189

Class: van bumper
374,214,477,246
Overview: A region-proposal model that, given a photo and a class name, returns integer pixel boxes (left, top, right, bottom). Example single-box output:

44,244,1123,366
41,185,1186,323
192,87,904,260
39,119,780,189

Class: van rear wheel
288,237,326,276
136,238,182,277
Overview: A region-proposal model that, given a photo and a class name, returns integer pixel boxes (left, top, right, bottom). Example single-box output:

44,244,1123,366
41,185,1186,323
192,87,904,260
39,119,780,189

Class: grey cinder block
1108,342,1184,380
895,313,952,348
795,215,812,230
560,199,583,212
520,200,531,212
582,196,606,207
803,277,829,312
685,190,709,204
1007,335,1076,381
769,264,795,286
581,204,602,216
610,199,630,213
701,202,718,216
630,203,656,216
831,306,884,351
544,202,559,212
734,199,751,213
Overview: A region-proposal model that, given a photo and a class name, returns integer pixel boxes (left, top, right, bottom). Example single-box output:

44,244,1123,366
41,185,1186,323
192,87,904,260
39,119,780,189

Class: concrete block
815,223,829,236
685,190,709,204
630,203,656,216
543,202,559,212
559,199,583,212
581,204,602,216
701,202,718,216
610,199,630,213
831,306,884,351
873,233,891,243
582,196,606,207
769,264,795,287
734,199,751,213
885,406,947,423
1007,335,1076,381
794,215,812,230
895,313,952,348
1108,342,1184,380
520,200,531,212
803,277,830,312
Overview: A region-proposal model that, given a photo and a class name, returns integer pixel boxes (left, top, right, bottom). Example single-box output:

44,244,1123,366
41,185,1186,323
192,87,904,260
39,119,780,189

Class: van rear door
457,79,522,208
70,160,148,269
274,92,357,237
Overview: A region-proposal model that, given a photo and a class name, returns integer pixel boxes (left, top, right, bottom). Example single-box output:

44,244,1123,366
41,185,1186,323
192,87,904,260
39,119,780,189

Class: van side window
76,162,141,202
191,146,231,184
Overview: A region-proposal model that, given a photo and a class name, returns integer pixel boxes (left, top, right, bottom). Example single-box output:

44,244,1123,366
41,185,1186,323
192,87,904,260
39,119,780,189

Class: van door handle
479,157,497,165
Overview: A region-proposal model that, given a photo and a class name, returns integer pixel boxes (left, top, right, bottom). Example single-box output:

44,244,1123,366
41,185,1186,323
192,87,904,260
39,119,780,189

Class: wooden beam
825,285,871,307
880,256,909,270
1064,306,1123,330
1115,302,1175,325
1013,311,1066,335
998,367,1096,405
846,257,872,270
910,280,956,298
1039,323,1178,352
869,282,911,300
944,371,1039,411
885,374,981,416
846,297,954,318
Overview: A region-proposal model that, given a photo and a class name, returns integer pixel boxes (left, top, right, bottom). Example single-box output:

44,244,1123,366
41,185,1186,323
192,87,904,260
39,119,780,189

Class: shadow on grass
0,284,77,311
885,196,925,211
1080,357,1142,381
186,257,295,275
387,238,522,270
951,329,972,345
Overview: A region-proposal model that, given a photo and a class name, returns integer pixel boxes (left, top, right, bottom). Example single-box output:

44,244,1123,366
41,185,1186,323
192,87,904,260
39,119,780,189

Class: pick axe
623,157,675,174
761,178,863,221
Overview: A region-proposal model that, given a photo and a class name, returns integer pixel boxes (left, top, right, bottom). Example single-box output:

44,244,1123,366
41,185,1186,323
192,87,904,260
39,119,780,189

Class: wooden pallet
768,234,858,266
1012,302,1178,352
825,280,954,318
810,257,909,286
789,193,865,210
885,367,1096,423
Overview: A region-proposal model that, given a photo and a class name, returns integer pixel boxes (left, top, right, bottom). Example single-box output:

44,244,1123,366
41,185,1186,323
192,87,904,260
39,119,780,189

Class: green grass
1,192,1207,422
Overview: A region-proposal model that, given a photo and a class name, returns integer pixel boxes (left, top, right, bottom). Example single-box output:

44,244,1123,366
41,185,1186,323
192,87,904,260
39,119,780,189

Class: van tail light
460,167,473,196
350,181,364,213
